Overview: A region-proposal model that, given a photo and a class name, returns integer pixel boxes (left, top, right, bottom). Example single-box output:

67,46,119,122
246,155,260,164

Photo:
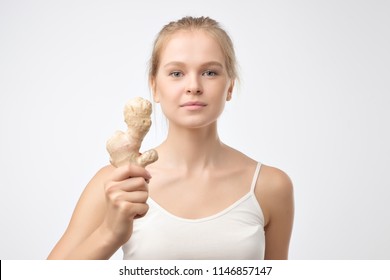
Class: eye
202,70,218,77
169,71,183,78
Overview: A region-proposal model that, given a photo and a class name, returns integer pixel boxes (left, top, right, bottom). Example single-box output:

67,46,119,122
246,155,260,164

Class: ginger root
106,97,158,167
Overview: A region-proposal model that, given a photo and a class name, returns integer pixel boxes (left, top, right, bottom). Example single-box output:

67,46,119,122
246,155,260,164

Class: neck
157,122,224,172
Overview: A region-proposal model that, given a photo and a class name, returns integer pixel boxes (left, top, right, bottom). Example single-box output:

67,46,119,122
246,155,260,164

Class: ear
226,80,234,101
150,78,160,103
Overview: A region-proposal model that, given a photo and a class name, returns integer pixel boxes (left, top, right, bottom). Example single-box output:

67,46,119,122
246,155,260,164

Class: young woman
48,16,294,260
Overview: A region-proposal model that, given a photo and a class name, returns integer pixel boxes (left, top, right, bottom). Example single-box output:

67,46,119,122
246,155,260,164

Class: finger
105,177,148,194
117,176,149,191
110,163,152,182
132,203,149,219
114,191,149,204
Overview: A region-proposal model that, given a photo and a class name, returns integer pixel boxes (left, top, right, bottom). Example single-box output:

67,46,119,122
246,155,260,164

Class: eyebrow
163,61,224,69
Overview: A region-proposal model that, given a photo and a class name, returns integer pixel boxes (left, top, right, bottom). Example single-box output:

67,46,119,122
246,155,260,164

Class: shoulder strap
250,162,262,193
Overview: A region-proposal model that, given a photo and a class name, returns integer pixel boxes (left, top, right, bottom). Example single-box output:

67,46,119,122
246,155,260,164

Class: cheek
153,77,167,103
155,79,183,101
213,80,231,99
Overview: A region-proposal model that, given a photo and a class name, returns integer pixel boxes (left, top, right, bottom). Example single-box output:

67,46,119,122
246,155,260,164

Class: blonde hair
148,16,239,84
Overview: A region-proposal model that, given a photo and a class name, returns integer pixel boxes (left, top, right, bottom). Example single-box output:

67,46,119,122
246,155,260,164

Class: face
151,30,234,129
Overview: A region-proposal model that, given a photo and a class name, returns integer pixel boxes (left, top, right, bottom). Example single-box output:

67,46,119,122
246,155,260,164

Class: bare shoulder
66,163,115,222
222,145,292,195
255,165,294,259
74,164,119,211
76,165,114,200
47,165,114,259
255,164,294,226
258,165,293,196
91,164,116,182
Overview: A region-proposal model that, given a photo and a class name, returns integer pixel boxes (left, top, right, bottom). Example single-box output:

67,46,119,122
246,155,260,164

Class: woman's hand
47,164,152,259
100,164,152,247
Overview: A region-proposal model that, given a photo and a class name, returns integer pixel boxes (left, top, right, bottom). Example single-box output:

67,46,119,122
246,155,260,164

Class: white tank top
122,163,265,259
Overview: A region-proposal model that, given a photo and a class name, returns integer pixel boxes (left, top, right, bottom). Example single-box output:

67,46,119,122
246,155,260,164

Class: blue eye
203,70,217,77
169,71,183,77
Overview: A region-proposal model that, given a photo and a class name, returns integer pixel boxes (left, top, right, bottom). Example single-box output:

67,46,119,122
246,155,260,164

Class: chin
178,119,217,129
167,112,222,130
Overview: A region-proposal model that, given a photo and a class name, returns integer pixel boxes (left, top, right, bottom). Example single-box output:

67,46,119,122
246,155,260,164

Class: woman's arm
47,164,151,259
256,165,294,260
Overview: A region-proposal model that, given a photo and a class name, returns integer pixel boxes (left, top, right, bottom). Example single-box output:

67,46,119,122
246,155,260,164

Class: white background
0,0,389,260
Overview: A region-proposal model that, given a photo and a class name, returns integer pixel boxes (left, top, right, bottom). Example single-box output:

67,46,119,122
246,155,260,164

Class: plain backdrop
1,0,389,260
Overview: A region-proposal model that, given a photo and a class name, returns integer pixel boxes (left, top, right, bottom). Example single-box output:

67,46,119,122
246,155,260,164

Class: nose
185,74,203,95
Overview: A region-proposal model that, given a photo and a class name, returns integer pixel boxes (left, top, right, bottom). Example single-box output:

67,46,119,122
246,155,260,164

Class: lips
180,101,207,107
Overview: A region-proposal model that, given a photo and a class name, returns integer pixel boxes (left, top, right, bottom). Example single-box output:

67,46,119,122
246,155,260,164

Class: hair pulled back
149,16,238,83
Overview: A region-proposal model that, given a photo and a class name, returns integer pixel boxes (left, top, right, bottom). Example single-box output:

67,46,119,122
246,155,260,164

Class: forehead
159,30,225,66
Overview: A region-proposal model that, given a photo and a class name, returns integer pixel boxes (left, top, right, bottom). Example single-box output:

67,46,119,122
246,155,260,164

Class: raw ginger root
106,97,158,167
